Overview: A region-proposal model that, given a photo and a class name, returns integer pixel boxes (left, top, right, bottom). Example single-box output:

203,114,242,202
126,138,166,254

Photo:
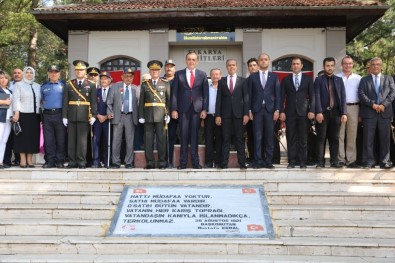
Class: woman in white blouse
12,67,41,168
0,71,12,169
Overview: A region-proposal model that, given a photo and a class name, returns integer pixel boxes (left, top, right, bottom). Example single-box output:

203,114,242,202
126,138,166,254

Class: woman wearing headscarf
0,71,13,169
12,66,41,168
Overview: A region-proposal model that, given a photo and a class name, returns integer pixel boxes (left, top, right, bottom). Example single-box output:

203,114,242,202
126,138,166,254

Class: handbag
12,121,22,136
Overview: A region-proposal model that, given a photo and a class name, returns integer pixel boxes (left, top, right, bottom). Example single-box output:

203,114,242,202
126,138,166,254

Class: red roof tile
37,0,382,12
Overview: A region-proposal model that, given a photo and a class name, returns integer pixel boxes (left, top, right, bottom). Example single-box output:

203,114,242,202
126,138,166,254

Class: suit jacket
106,82,138,125
358,74,395,119
215,76,249,118
281,73,315,117
93,86,110,128
62,79,97,122
138,79,170,123
248,71,281,113
171,68,209,113
314,74,346,115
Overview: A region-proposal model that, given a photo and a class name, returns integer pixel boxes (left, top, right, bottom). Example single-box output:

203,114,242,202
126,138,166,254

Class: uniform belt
43,108,61,114
121,112,132,115
346,102,359,106
69,101,90,106
144,102,165,107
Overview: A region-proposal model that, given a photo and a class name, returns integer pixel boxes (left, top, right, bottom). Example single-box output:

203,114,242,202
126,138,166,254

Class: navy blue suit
314,74,347,166
171,68,209,167
249,71,281,166
92,87,110,166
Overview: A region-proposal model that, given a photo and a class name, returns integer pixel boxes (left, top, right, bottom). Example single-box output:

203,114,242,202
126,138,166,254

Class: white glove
164,115,170,124
89,117,96,125
139,118,145,124
62,118,68,127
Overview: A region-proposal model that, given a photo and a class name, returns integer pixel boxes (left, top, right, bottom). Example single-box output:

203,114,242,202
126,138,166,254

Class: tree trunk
28,28,38,68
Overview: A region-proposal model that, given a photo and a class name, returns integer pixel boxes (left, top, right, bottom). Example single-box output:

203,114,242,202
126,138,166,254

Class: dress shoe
346,162,360,168
78,165,86,169
287,163,295,169
144,164,154,169
56,163,64,168
112,164,121,169
42,163,55,168
158,165,167,169
300,164,307,168
12,161,20,166
28,164,35,168
240,164,247,169
0,165,4,169
19,164,27,168
253,163,265,169
330,162,343,168
204,163,213,169
167,163,174,169
338,161,346,166
220,165,228,169
265,164,275,169
364,163,375,169
125,164,134,169
192,164,202,169
67,164,78,169
91,164,102,168
3,164,10,168
177,165,186,170
380,162,393,169
316,163,324,168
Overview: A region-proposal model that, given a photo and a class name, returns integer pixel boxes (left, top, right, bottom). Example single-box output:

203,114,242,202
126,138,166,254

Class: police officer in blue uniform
41,65,65,168
92,71,112,168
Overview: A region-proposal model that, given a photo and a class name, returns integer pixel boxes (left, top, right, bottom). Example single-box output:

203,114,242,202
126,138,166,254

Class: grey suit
107,82,138,166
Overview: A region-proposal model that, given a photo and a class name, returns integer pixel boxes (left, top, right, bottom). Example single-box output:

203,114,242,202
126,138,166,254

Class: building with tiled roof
32,0,388,78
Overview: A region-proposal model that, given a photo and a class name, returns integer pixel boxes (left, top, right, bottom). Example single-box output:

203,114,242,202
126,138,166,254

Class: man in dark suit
92,71,112,168
248,53,281,169
315,57,347,168
358,57,395,169
280,57,315,168
215,59,249,169
62,60,97,169
171,51,209,169
139,60,170,169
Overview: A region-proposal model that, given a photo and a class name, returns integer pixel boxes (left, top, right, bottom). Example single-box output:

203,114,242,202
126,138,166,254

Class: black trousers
222,117,245,166
204,115,222,166
286,115,309,165
68,121,90,166
316,110,341,165
43,112,65,164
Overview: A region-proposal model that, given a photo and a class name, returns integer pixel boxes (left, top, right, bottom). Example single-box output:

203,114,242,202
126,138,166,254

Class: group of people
0,51,394,170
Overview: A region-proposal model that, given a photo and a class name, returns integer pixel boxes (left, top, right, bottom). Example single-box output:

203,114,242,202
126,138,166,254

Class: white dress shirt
336,72,362,103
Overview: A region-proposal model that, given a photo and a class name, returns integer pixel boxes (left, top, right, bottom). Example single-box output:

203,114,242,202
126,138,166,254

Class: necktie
153,80,156,87
375,75,380,104
78,80,82,88
328,77,334,109
190,70,195,89
295,75,299,91
261,72,267,89
123,86,129,113
102,88,107,102
229,75,234,95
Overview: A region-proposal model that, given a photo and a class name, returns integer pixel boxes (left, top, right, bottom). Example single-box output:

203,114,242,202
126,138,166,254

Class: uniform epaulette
88,80,96,84
161,78,168,83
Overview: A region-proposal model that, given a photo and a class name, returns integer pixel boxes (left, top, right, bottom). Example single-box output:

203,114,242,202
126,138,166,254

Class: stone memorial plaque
108,185,274,238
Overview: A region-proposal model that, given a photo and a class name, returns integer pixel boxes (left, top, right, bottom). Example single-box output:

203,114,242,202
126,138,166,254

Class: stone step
270,205,395,220
1,180,394,193
0,167,394,182
0,254,392,263
0,236,394,258
267,191,395,205
276,219,395,238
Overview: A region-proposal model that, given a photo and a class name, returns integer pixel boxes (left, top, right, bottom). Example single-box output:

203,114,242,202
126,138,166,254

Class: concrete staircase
0,167,394,262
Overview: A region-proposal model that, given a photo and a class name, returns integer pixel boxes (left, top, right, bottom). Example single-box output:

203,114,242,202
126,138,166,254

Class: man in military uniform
41,64,65,168
139,60,170,169
62,60,97,169
87,67,100,87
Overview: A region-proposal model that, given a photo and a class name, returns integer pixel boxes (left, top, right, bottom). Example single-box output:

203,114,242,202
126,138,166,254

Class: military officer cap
147,60,163,70
100,71,112,81
87,67,101,76
123,68,134,74
73,60,89,70
165,59,176,66
47,64,60,72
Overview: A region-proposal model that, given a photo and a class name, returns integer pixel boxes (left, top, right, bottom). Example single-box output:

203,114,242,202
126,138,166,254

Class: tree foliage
347,0,395,76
